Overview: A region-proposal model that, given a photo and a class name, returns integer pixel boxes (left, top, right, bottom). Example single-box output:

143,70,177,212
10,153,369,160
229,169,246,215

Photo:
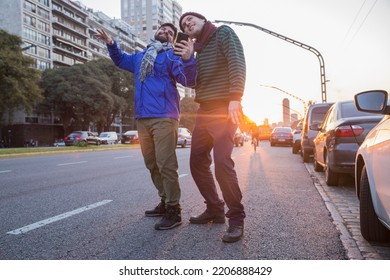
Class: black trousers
190,105,246,226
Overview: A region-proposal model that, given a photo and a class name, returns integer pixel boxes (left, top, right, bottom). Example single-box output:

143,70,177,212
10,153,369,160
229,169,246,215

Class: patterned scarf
139,39,172,82
194,21,217,52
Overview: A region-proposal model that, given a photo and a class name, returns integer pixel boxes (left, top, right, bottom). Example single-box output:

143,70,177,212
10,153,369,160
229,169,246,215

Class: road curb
304,163,364,260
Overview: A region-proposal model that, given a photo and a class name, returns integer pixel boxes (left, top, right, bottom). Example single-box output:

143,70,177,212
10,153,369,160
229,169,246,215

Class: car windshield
311,107,330,125
273,128,291,133
125,131,137,135
100,133,108,137
69,132,81,137
340,102,379,118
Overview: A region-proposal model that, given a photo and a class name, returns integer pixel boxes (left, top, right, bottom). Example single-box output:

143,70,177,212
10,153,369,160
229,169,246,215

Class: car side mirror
355,90,389,114
310,123,321,131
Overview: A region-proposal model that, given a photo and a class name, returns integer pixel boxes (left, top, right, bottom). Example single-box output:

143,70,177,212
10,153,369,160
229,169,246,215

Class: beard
154,33,169,43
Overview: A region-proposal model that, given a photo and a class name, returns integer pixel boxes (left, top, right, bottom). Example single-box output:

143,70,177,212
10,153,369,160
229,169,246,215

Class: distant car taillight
335,125,364,137
75,136,81,140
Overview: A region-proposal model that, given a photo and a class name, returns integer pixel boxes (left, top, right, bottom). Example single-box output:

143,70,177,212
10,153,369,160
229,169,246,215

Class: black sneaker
222,225,243,243
145,201,166,217
189,210,225,224
155,205,182,230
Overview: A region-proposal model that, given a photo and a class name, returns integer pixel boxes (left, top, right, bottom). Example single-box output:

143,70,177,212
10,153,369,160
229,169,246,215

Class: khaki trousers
137,118,180,206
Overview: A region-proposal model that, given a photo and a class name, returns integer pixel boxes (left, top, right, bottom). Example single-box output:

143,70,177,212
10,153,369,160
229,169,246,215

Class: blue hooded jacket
107,41,197,120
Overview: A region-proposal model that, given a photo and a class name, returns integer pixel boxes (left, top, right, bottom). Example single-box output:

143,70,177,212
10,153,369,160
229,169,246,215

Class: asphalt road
0,141,368,260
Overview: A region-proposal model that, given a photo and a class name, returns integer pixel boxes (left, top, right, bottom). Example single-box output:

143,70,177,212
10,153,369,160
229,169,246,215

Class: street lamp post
259,84,307,115
214,20,328,103
21,43,34,51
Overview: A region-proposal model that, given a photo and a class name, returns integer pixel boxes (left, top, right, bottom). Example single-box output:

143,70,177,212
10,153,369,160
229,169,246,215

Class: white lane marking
0,170,12,174
57,161,88,166
7,200,113,235
114,156,133,159
179,174,188,178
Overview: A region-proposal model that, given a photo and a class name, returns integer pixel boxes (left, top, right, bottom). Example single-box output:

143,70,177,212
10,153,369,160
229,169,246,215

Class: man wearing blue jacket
96,23,196,230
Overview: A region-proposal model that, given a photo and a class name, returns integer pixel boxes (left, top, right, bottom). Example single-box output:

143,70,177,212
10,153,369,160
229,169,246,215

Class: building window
37,20,50,33
52,3,62,12
37,0,49,7
23,14,36,27
23,27,37,41
37,7,50,20
36,59,50,70
24,1,36,13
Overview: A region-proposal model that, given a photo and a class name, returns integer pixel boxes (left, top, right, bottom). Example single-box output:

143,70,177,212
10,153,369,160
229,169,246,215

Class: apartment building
121,0,182,42
0,0,144,147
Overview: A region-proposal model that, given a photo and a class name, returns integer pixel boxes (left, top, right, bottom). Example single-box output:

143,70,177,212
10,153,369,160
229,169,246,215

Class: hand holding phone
174,32,193,59
174,32,189,57
176,32,189,43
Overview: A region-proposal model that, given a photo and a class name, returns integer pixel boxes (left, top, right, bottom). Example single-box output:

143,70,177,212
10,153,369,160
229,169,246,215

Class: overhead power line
346,0,378,45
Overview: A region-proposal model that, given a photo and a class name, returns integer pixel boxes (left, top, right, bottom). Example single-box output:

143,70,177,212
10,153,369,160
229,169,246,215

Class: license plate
278,139,285,142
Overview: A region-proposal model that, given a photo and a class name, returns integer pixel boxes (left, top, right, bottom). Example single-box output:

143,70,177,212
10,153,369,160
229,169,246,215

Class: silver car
354,90,390,242
300,103,333,162
177,127,192,148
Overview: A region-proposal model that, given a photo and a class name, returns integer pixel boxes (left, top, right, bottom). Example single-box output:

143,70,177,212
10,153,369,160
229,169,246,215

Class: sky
79,0,390,125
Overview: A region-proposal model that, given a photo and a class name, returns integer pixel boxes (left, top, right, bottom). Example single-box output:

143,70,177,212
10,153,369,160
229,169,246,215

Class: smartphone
176,32,189,43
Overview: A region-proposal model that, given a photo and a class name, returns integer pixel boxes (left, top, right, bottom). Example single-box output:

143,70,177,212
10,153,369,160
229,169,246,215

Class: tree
179,96,199,131
86,59,134,132
0,29,43,126
40,58,134,134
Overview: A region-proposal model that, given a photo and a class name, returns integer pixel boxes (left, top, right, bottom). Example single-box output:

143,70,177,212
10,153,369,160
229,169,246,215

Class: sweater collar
194,21,217,52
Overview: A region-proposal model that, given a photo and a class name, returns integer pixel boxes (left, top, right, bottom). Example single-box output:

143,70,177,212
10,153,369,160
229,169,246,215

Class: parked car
121,130,139,144
312,100,383,186
270,127,293,146
354,90,390,242
64,131,101,146
292,121,302,154
53,139,65,147
234,129,244,147
301,102,334,162
99,131,118,144
177,127,192,148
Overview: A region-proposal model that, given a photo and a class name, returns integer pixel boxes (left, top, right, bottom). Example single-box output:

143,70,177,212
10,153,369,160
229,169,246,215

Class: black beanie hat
179,12,207,32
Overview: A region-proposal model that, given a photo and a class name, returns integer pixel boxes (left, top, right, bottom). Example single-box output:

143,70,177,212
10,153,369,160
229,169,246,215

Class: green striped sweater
194,25,246,104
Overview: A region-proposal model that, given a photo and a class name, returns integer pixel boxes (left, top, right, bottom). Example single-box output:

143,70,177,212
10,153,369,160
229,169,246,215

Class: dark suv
301,103,333,162
64,131,101,146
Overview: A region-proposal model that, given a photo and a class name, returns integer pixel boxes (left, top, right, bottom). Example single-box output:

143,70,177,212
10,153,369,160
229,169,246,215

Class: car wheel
359,165,390,242
313,152,323,172
325,153,338,186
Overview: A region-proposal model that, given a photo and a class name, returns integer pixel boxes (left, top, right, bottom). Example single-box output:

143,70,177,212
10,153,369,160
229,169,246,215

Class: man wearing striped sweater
178,12,247,243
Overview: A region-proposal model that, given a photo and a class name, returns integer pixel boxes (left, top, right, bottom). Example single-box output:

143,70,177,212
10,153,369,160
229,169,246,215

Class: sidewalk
305,163,390,260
